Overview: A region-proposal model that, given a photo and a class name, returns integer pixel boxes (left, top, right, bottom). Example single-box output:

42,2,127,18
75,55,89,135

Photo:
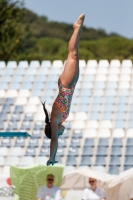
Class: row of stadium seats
2,120,133,129
0,154,132,175
0,134,133,172
0,59,133,174
0,59,132,68
1,137,133,147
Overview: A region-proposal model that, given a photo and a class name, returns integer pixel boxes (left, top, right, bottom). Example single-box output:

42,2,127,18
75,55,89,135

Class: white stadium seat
50,68,61,74
0,157,5,166
79,60,86,68
82,82,93,89
38,104,52,113
75,112,87,120
27,68,38,75
119,82,130,89
7,61,17,68
35,113,45,121
52,60,63,68
109,68,120,74
112,129,125,138
105,89,117,96
100,121,112,129
118,89,129,96
30,60,40,68
93,166,105,172
98,60,109,68
73,121,85,129
98,129,111,138
25,105,37,113
0,90,6,97
93,89,104,96
0,61,6,68
87,60,98,68
38,105,45,113
66,113,74,121
41,60,51,68
97,68,108,74
75,82,82,89
39,68,50,75
16,97,27,105
18,90,30,97
0,148,9,156
20,157,35,166
119,75,131,82
84,129,97,138
110,60,121,68
80,68,85,75
108,75,119,82
10,147,23,156
36,156,48,164
121,68,132,74
122,59,132,68
6,157,19,166
6,90,18,97
63,166,75,176
86,120,99,128
126,129,133,138
18,61,28,68
78,75,83,82
95,75,107,82
28,97,40,105
85,68,96,74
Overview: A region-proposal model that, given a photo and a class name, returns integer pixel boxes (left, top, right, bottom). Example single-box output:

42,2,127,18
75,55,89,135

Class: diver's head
42,101,65,139
44,123,65,139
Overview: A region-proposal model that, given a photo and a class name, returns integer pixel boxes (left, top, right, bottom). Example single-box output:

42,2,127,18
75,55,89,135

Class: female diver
42,14,85,166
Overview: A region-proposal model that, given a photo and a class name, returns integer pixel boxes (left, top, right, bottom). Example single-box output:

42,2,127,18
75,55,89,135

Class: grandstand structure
0,59,133,175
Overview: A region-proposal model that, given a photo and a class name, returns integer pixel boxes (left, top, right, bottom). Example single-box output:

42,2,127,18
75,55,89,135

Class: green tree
0,0,23,61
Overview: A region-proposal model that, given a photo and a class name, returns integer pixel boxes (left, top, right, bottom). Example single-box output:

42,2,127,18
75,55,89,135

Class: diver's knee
68,51,78,60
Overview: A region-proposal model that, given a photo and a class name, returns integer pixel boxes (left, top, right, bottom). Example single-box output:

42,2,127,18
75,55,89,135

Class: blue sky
24,0,133,39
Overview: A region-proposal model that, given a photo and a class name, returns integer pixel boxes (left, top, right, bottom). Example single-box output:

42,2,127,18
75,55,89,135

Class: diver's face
58,125,65,136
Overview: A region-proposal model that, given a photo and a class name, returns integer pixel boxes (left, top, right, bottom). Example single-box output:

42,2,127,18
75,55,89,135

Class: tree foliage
0,0,23,61
1,4,133,62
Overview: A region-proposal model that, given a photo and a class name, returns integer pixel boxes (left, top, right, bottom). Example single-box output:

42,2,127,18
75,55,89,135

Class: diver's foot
73,14,85,30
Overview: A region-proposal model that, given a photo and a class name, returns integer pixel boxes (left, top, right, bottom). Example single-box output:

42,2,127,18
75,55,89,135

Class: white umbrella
61,169,120,200
108,168,133,200
61,169,117,200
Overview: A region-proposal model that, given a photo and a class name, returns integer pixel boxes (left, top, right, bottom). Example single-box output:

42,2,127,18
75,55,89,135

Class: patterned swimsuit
54,80,76,124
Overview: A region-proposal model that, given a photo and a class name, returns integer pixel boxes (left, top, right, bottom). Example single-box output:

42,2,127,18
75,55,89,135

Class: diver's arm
48,118,58,163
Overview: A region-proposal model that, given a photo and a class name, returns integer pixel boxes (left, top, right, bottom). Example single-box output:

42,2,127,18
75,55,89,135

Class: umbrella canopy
108,167,133,200
61,169,114,190
109,167,133,188
61,169,119,200
10,164,64,200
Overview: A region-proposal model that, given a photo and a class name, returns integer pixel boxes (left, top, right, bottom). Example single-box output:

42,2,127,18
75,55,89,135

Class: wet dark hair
41,101,51,139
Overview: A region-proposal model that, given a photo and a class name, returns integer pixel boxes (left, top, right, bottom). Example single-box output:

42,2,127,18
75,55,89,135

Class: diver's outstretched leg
59,14,85,88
